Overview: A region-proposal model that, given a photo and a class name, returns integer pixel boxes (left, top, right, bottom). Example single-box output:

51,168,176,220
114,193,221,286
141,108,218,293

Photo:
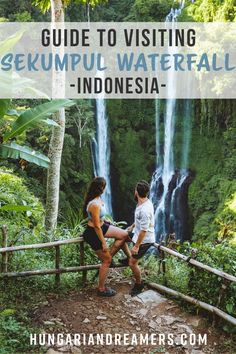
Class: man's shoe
97,287,116,297
130,282,145,297
118,257,129,266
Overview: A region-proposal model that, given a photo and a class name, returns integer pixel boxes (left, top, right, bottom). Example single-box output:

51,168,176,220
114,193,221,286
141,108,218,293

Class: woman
83,177,131,297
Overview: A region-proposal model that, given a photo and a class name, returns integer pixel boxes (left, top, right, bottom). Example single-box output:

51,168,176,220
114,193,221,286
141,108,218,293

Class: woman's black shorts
83,223,110,251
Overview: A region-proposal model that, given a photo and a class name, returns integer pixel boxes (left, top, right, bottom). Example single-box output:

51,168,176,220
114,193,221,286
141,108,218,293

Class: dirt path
32,270,234,354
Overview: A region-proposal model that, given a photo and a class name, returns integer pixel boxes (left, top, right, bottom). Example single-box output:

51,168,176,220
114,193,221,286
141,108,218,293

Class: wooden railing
150,243,236,326
153,242,236,283
1,225,236,326
0,226,123,283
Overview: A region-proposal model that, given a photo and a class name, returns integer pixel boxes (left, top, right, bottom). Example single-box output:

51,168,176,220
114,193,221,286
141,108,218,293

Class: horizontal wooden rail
154,243,236,283
0,237,84,253
0,229,235,327
0,264,124,278
1,238,235,284
148,282,236,326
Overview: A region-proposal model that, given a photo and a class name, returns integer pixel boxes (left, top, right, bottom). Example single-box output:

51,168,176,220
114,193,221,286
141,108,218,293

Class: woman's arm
89,203,108,252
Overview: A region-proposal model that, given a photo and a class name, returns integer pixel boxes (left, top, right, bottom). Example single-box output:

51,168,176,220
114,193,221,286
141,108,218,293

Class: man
124,180,155,297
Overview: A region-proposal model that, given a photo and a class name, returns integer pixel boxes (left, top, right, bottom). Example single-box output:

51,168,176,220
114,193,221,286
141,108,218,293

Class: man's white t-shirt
133,199,155,244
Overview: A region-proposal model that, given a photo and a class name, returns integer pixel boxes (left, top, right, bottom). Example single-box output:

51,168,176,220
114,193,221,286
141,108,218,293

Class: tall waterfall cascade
86,5,112,215
91,64,113,214
150,0,192,242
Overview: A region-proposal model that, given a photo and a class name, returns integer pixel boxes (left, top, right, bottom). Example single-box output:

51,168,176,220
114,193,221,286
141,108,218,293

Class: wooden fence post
213,279,228,326
187,250,198,294
55,245,60,288
1,225,8,273
80,241,87,285
159,242,167,285
161,250,167,285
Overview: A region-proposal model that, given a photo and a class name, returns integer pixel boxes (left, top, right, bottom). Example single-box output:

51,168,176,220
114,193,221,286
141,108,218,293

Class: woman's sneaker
97,287,116,297
130,282,145,297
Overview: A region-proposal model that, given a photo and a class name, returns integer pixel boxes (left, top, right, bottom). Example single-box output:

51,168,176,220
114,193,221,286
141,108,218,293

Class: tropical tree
0,99,74,168
0,99,75,214
33,0,106,233
32,0,68,233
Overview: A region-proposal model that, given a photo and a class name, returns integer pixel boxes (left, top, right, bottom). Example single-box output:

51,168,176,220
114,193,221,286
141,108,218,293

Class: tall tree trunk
45,0,65,233
50,0,64,22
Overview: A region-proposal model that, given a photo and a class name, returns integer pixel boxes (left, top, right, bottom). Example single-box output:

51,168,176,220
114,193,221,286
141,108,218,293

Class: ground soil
31,269,236,354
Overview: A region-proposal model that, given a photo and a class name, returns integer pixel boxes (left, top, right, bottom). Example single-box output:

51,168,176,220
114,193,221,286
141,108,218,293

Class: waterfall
150,0,192,242
85,4,112,216
92,57,113,215
155,99,161,166
86,6,112,215
92,101,113,215
181,101,192,170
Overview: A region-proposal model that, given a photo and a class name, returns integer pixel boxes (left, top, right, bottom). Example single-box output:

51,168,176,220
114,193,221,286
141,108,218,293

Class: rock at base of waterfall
136,290,167,304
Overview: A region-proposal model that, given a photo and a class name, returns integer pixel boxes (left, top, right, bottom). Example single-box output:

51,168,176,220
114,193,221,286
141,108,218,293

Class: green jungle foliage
189,100,236,244
127,0,173,21
107,99,155,222
0,1,234,250
145,239,236,330
179,0,236,22
0,169,44,244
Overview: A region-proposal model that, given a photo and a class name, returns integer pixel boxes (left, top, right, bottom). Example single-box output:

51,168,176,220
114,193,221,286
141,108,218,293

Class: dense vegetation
189,100,236,243
179,0,236,22
0,1,236,352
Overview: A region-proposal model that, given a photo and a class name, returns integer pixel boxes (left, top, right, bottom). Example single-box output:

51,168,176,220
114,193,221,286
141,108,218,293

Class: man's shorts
83,223,110,251
127,232,153,259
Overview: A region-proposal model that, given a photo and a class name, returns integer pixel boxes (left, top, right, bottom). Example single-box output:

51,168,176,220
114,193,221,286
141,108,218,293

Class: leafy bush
128,0,173,21
179,0,236,22
178,241,236,317
146,241,236,328
152,241,236,316
0,168,44,244
0,308,37,354
188,100,236,244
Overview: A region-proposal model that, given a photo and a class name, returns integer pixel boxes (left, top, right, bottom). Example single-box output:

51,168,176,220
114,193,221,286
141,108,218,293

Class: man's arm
131,209,151,255
135,230,147,247
131,230,146,255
